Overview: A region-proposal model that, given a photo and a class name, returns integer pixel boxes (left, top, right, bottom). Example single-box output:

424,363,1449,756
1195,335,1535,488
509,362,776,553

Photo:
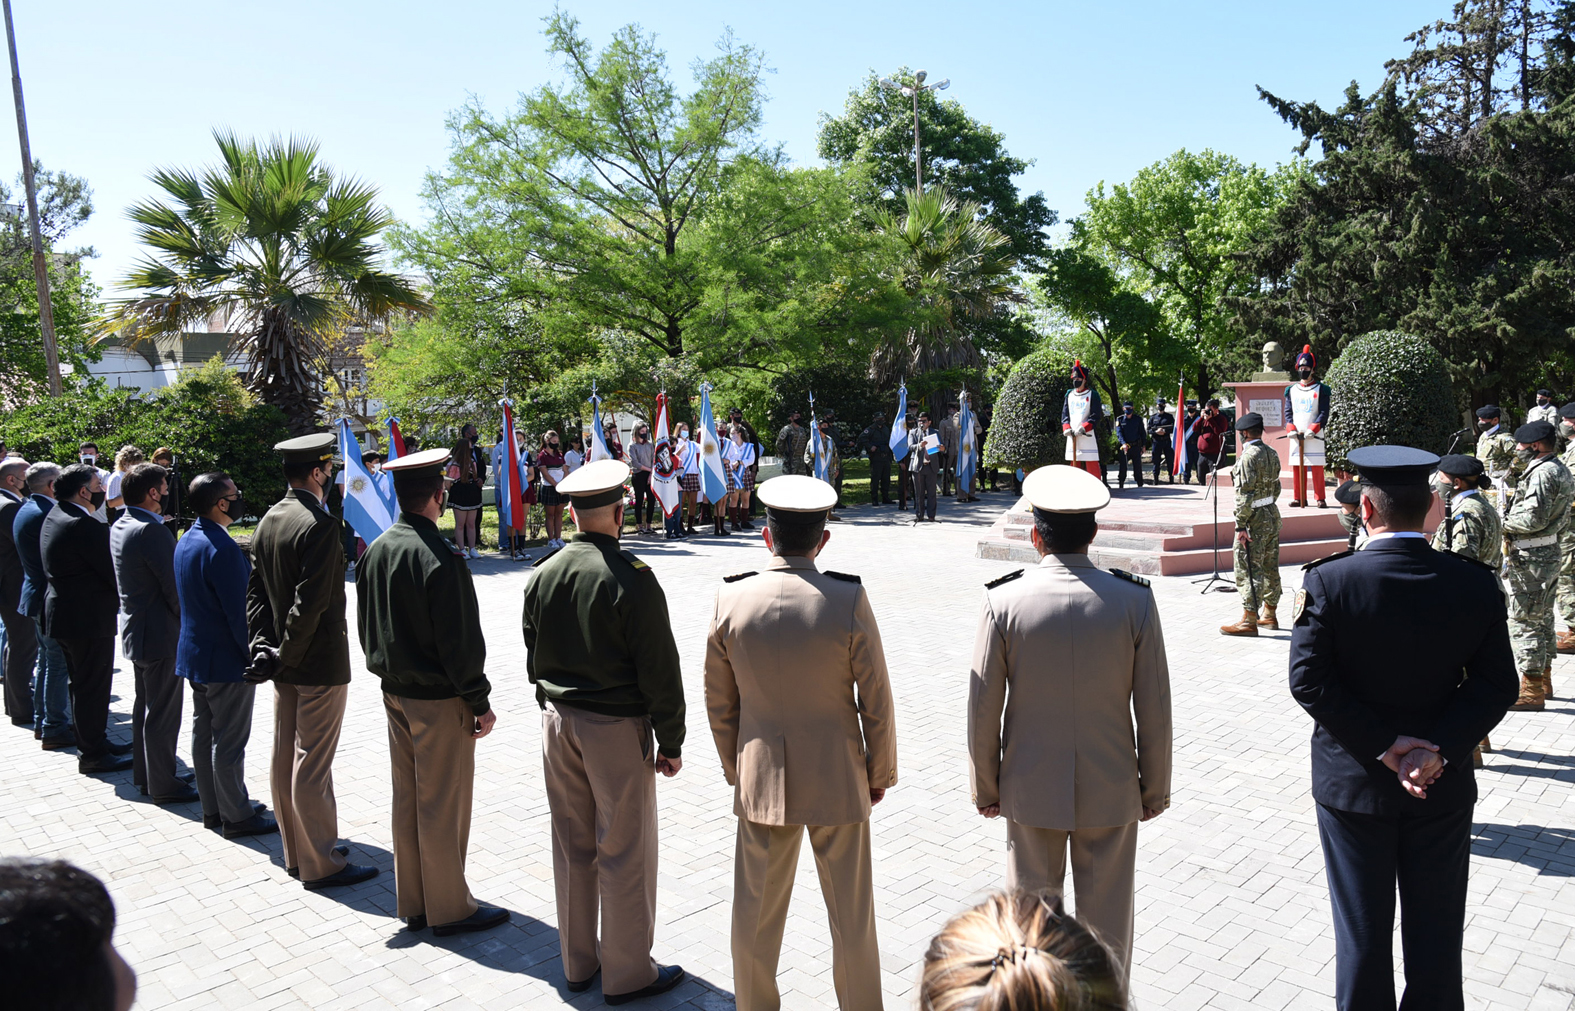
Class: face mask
1433,477,1453,496
1563,422,1575,438
89,489,106,509
1298,369,1312,380
1515,447,1537,464
438,491,449,514
81,455,95,466
224,494,246,520
1478,420,1493,430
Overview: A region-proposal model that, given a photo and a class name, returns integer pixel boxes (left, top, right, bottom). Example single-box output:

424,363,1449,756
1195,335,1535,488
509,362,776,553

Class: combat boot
1559,630,1575,654
1220,609,1259,637
1545,662,1555,699
1510,674,1546,711
1257,604,1279,630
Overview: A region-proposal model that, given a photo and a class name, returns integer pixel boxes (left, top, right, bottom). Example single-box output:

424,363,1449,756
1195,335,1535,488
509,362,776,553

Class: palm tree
102,131,429,434
872,186,1021,387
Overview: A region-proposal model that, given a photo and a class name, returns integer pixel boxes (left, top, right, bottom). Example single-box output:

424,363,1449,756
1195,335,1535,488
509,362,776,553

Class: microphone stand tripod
1192,443,1234,594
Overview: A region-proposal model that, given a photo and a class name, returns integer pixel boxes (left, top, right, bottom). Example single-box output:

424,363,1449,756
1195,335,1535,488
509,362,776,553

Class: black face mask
89,489,106,509
223,494,246,520
1298,368,1312,380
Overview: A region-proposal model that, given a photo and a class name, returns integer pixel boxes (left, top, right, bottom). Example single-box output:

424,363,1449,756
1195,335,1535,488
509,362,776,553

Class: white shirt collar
1361,531,1427,547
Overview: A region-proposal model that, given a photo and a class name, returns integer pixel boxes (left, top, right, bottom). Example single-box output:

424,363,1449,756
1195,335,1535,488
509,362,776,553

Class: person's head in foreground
1022,465,1108,557
757,475,835,557
920,890,1125,1011
0,858,136,1011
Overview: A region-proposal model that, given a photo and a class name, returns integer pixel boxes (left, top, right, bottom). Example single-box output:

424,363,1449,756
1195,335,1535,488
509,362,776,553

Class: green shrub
0,359,289,518
983,345,1077,471
1324,330,1458,469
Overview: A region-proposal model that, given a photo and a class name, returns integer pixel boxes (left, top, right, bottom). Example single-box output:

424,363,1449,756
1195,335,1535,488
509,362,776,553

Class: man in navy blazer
175,472,275,838
41,464,130,774
111,462,194,803
1290,446,1516,1011
0,457,35,726
13,461,71,747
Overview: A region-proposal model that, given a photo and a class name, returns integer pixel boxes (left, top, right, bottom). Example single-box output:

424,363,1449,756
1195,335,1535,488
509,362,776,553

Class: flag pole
3,0,59,396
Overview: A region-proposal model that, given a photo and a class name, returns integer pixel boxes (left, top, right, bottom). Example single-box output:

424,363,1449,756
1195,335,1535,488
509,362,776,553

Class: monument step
976,534,1353,575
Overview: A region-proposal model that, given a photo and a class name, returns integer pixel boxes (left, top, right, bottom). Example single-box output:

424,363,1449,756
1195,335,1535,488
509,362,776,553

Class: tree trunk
246,310,324,436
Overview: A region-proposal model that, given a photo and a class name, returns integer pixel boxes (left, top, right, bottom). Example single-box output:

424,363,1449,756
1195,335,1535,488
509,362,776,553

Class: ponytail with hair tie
990,943,1041,970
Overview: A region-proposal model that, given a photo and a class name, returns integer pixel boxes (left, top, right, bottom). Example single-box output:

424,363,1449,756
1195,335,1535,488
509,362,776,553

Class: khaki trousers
542,702,659,995
1006,819,1138,975
386,694,478,926
271,683,350,882
733,819,884,1011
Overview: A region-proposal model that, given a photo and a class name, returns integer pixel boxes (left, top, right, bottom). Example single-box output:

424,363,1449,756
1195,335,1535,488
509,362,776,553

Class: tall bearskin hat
1294,344,1317,371
1070,359,1090,383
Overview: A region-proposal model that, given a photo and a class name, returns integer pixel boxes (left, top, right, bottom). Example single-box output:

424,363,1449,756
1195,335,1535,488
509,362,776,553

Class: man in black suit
0,457,36,726
1290,445,1517,1011
110,462,193,802
41,464,130,775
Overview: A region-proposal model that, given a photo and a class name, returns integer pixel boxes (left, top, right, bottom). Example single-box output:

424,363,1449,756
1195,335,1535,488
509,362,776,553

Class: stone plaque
1248,399,1284,428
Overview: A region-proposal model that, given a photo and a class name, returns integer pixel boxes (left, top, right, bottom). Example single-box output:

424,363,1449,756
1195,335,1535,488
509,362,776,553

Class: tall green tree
102,131,427,434
1072,149,1299,401
818,69,1056,264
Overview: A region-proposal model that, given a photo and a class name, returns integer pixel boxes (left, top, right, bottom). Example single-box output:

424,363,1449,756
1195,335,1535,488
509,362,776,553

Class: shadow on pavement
1473,823,1575,875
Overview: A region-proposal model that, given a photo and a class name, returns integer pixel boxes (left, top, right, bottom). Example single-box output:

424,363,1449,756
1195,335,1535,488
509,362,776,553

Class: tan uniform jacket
968,554,1172,830
705,554,898,826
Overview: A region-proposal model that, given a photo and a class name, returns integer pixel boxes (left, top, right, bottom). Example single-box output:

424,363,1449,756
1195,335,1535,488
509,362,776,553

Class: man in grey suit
110,462,194,803
0,457,36,727
967,464,1172,978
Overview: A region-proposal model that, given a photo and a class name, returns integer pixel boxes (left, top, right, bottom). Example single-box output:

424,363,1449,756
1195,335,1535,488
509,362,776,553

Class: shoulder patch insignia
618,549,651,572
447,541,466,557
1292,587,1308,623
1109,568,1150,587
723,570,758,583
531,546,563,567
825,570,861,583
985,569,1024,589
1302,549,1353,571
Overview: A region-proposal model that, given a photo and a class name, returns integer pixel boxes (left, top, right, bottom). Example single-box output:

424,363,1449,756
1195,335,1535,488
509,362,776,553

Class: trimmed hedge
1323,330,1458,469
983,345,1077,471
0,361,290,519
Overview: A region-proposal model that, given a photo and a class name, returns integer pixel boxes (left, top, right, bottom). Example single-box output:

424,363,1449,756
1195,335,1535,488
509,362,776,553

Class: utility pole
879,69,950,191
3,0,61,396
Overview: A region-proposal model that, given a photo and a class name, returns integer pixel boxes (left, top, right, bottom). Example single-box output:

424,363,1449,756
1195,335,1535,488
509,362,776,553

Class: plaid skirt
681,472,701,493
727,466,755,491
539,485,562,506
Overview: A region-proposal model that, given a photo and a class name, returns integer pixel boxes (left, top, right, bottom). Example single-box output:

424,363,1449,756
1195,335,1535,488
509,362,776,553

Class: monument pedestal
1223,380,1335,495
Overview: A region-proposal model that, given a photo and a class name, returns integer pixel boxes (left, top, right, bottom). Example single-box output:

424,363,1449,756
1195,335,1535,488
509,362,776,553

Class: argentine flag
588,387,614,462
956,392,977,492
889,384,909,461
385,418,405,462
697,384,729,504
808,395,831,483
337,419,394,543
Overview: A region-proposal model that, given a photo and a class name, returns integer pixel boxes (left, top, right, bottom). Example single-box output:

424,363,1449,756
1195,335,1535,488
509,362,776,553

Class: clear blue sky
14,0,1445,289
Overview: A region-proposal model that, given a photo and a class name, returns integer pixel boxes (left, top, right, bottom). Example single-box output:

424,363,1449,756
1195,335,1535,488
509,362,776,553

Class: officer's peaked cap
1348,445,1440,488
1023,464,1111,515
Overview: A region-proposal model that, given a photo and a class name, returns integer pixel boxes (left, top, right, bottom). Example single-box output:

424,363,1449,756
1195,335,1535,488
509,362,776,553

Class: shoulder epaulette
1109,568,1150,587
618,549,651,572
723,570,758,583
825,570,861,583
985,569,1024,589
531,546,563,567
447,541,466,557
1302,549,1353,571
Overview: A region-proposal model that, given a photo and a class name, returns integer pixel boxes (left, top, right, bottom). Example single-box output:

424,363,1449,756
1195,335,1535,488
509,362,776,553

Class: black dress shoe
432,904,509,937
40,734,74,751
404,915,427,932
152,785,201,805
565,967,600,993
222,813,279,838
108,741,133,756
605,965,685,1005
205,800,266,830
302,863,378,890
80,754,133,774
287,846,350,878
11,717,33,728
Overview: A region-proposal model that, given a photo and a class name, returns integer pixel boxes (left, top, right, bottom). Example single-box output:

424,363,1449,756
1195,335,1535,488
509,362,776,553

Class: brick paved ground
3,492,1574,1010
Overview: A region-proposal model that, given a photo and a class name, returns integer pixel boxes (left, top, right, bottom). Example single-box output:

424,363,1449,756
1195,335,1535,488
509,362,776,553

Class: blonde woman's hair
919,891,1126,1011
114,445,145,471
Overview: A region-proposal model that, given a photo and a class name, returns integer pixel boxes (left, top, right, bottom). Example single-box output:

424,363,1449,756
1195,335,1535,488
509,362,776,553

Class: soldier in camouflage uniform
1502,419,1575,711
1476,405,1521,515
773,411,811,477
1221,412,1282,637
1432,455,1503,571
1556,403,1575,658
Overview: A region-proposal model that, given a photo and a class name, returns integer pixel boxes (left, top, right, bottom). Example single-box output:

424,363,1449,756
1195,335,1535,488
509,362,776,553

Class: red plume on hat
1070,359,1090,382
1295,344,1317,370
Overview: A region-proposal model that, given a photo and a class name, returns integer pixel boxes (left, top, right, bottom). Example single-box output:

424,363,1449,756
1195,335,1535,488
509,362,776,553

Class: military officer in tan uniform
967,464,1172,976
705,475,898,1011
522,459,687,1004
247,434,375,889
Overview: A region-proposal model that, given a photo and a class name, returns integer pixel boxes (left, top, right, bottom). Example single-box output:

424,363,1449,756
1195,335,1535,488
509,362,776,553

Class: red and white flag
651,393,682,518
1173,374,1189,477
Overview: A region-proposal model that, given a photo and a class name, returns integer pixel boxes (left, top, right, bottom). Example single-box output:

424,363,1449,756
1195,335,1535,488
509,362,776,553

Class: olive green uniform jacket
247,489,350,685
522,531,686,757
356,513,491,715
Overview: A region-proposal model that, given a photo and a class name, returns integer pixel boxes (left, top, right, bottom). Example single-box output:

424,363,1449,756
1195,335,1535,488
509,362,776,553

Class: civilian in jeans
13,462,69,746
628,423,656,535
175,473,276,838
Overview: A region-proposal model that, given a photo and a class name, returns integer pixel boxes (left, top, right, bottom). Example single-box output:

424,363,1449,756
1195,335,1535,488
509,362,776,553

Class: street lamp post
878,69,950,190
